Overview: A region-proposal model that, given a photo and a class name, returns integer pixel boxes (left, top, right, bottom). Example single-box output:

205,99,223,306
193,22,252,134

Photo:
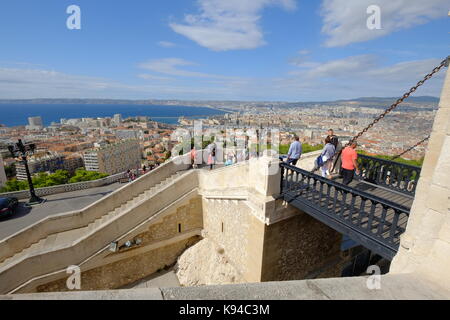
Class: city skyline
0,0,448,101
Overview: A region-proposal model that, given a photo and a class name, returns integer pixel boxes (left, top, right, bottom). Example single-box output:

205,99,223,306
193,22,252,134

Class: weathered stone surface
261,210,343,282
36,237,200,293
175,238,244,286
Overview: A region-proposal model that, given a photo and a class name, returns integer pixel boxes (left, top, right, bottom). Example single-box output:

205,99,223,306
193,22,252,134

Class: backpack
316,155,324,168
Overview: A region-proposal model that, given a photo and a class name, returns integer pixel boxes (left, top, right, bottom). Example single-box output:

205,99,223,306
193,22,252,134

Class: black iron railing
280,163,410,260
356,154,421,196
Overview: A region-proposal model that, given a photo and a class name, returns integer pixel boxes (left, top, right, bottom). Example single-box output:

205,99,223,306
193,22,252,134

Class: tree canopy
0,169,109,193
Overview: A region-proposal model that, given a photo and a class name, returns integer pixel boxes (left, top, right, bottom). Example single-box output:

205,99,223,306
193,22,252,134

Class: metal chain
391,135,430,161
331,56,449,171
347,55,450,146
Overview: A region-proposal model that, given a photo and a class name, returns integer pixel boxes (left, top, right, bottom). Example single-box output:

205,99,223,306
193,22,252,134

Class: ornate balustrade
356,154,421,196
280,163,410,260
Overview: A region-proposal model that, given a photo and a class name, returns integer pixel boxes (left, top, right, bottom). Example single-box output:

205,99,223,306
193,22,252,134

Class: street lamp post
8,139,45,206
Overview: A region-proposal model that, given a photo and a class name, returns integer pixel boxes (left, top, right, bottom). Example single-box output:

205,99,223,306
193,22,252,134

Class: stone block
417,239,450,289
420,132,445,179
425,185,450,214
431,107,450,133
432,136,450,189
438,215,450,244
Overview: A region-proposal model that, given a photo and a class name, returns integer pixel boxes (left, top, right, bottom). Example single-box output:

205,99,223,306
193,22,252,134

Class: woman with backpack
314,136,336,178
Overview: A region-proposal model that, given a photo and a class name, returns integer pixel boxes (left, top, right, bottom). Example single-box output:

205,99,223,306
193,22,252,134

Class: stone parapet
3,273,449,300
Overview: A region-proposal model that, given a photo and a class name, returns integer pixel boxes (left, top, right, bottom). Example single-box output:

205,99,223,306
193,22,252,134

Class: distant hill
0,96,440,109
338,96,439,103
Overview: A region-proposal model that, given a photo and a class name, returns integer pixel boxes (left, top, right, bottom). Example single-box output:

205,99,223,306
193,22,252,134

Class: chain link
391,135,430,161
331,56,449,171
347,56,449,146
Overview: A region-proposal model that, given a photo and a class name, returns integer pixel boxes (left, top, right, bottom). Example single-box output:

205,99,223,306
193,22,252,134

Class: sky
0,0,449,101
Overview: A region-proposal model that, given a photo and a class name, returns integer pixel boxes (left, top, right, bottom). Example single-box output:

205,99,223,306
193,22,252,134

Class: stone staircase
0,171,186,279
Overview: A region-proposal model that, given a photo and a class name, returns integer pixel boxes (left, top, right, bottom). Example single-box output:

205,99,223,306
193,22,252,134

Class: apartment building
83,140,141,175
15,154,66,181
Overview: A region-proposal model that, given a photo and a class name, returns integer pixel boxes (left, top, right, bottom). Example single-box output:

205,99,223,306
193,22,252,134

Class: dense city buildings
0,96,438,185
15,154,73,181
83,140,141,175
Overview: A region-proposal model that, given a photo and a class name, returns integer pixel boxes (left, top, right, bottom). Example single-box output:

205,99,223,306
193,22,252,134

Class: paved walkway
0,182,122,240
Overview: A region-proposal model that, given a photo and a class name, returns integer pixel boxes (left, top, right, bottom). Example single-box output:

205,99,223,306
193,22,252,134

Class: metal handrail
358,154,421,171
280,162,410,259
281,163,411,213
356,154,421,196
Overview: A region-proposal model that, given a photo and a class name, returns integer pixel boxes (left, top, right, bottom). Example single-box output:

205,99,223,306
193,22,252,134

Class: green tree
357,151,424,167
4,164,16,179
0,178,28,192
69,169,108,183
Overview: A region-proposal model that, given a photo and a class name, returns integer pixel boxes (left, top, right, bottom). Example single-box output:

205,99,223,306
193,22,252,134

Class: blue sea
0,104,228,127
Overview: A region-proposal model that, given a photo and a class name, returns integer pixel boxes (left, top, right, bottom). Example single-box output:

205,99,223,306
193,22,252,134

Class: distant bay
0,104,228,127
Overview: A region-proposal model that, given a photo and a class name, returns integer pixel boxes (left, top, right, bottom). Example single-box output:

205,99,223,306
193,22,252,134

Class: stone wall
37,237,200,292
199,155,345,283
201,198,265,283
135,197,203,244
390,66,450,290
261,209,343,282
36,197,203,292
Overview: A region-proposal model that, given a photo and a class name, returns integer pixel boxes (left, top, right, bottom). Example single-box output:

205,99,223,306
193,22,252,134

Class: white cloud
321,0,449,47
0,66,232,100
170,0,297,51
303,55,379,78
138,58,228,79
0,67,143,99
157,41,177,48
0,56,445,101
280,55,445,99
138,74,174,81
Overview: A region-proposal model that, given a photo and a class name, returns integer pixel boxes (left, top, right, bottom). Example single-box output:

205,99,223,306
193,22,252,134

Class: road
0,182,122,240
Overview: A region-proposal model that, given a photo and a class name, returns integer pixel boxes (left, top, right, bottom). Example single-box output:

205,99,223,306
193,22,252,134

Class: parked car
0,197,19,218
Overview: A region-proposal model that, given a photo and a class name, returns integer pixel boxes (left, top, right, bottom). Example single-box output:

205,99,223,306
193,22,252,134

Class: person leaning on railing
341,141,360,185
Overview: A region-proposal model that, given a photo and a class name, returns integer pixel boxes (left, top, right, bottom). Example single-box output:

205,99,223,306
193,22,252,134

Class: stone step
54,228,88,248
0,170,187,271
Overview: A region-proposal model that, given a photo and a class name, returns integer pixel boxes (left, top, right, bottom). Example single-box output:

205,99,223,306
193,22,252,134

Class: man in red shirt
341,141,360,185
